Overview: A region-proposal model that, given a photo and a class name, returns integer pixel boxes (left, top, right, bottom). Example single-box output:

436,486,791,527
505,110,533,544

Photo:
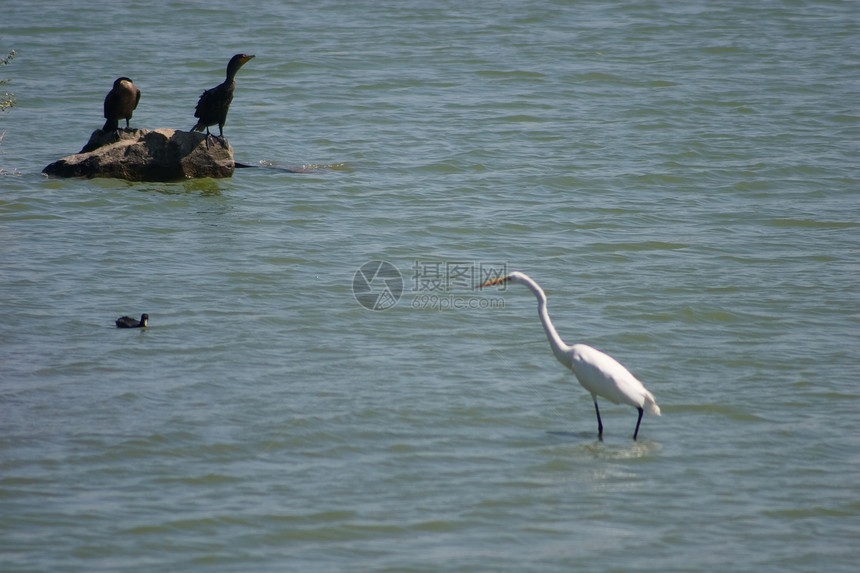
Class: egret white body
481,271,660,440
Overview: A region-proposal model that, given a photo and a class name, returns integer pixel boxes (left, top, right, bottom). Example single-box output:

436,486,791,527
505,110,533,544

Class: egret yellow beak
479,276,508,288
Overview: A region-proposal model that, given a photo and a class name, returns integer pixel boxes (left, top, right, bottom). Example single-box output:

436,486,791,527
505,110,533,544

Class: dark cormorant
103,77,141,132
116,313,149,328
191,54,255,137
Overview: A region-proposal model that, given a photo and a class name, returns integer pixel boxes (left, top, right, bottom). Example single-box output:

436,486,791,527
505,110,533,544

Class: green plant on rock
1,50,17,112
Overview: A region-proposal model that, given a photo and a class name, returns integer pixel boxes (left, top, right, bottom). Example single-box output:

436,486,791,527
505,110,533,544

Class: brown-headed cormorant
103,77,140,132
116,313,149,328
191,54,255,137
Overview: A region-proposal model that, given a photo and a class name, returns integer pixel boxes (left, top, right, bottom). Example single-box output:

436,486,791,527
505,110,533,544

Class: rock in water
42,129,234,181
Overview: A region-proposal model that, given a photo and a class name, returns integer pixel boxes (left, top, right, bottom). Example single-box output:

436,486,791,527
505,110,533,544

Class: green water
1,1,858,571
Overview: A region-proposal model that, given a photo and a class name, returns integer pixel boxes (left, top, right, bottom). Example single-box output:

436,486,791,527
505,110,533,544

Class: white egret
480,271,660,440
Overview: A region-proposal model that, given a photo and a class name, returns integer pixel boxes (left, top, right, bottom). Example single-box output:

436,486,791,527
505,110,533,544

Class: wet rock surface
43,129,234,181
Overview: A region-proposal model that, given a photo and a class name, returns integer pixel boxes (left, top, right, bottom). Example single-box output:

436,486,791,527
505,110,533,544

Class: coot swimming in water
116,313,149,328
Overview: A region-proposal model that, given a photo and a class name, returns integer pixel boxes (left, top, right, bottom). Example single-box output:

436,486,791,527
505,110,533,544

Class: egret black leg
594,400,603,441
633,407,644,441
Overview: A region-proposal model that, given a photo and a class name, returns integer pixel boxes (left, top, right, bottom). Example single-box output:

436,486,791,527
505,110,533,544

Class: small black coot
116,313,149,328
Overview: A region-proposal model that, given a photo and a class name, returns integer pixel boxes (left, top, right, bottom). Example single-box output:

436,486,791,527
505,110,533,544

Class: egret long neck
531,285,573,369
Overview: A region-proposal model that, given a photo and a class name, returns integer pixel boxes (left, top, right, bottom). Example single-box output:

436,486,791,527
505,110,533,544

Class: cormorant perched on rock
103,77,141,132
116,313,149,328
191,54,255,137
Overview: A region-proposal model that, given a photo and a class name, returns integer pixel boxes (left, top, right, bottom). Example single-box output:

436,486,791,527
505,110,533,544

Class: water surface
1,1,859,571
